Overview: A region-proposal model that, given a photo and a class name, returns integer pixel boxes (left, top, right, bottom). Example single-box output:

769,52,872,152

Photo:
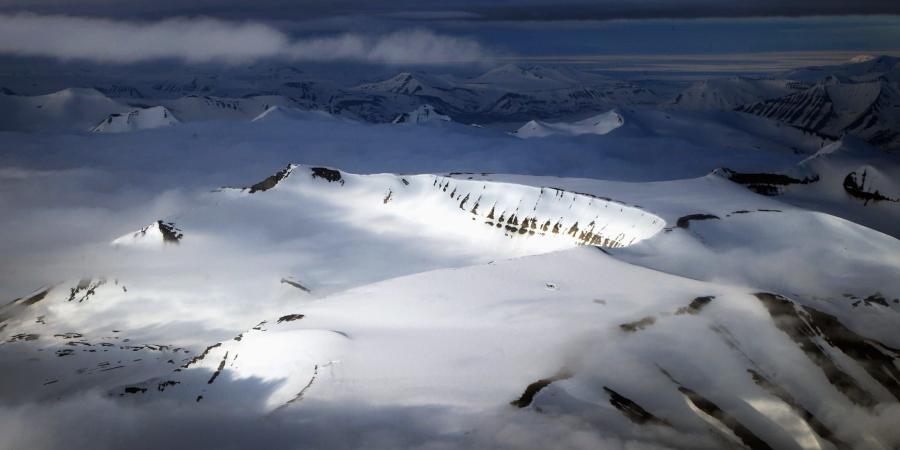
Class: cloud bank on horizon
0,13,491,65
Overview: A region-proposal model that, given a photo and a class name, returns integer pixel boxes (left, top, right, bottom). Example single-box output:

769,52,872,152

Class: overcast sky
0,1,898,66
2,0,899,20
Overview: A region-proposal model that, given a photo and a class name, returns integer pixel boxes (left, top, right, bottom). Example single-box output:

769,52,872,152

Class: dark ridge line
510,370,573,408
800,304,900,402
66,278,105,303
619,316,656,333
180,343,222,369
280,278,312,293
310,167,343,184
678,386,774,450
438,177,651,248
843,170,898,205
8,333,39,342
2,286,56,324
20,288,50,306
675,296,715,315
603,386,670,426
157,380,180,392
717,167,819,196
720,169,818,186
754,293,886,407
247,165,293,193
274,364,319,413
850,293,896,308
674,214,719,229
157,221,183,243
277,314,305,324
747,369,851,450
727,209,782,217
206,351,229,384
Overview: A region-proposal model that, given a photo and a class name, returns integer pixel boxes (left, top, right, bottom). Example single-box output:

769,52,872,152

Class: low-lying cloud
0,13,489,64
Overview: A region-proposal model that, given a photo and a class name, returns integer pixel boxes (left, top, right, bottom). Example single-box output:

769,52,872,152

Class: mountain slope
391,104,452,124
669,77,806,111
736,76,900,150
2,160,899,449
514,110,625,138
91,106,180,133
0,88,129,132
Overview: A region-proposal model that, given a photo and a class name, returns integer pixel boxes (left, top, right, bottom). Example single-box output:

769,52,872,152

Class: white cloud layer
0,13,489,64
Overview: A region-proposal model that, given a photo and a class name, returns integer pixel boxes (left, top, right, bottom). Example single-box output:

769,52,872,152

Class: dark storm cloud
0,0,898,21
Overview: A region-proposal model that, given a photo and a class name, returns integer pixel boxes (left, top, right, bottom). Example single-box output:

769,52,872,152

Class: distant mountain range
1,56,898,149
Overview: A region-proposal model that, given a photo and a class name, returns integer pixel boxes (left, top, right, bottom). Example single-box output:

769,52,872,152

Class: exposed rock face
247,165,294,193
715,167,819,196
510,370,572,408
843,169,898,204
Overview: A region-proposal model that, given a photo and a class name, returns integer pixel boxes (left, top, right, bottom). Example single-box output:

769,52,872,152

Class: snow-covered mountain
111,220,183,246
715,136,899,236
345,64,662,123
3,54,900,450
354,72,448,96
471,64,584,90
781,54,900,83
848,54,877,64
391,104,452,124
4,156,899,449
91,106,179,133
2,57,894,139
514,110,625,138
0,87,130,132
736,76,900,150
669,77,806,110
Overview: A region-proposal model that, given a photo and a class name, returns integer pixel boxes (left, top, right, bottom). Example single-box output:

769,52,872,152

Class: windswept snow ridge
234,165,665,249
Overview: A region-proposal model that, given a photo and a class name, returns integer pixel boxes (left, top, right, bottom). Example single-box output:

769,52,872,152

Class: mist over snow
1,6,900,450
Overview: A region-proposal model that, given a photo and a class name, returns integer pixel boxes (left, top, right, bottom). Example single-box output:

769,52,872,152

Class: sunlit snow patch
232,165,664,249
